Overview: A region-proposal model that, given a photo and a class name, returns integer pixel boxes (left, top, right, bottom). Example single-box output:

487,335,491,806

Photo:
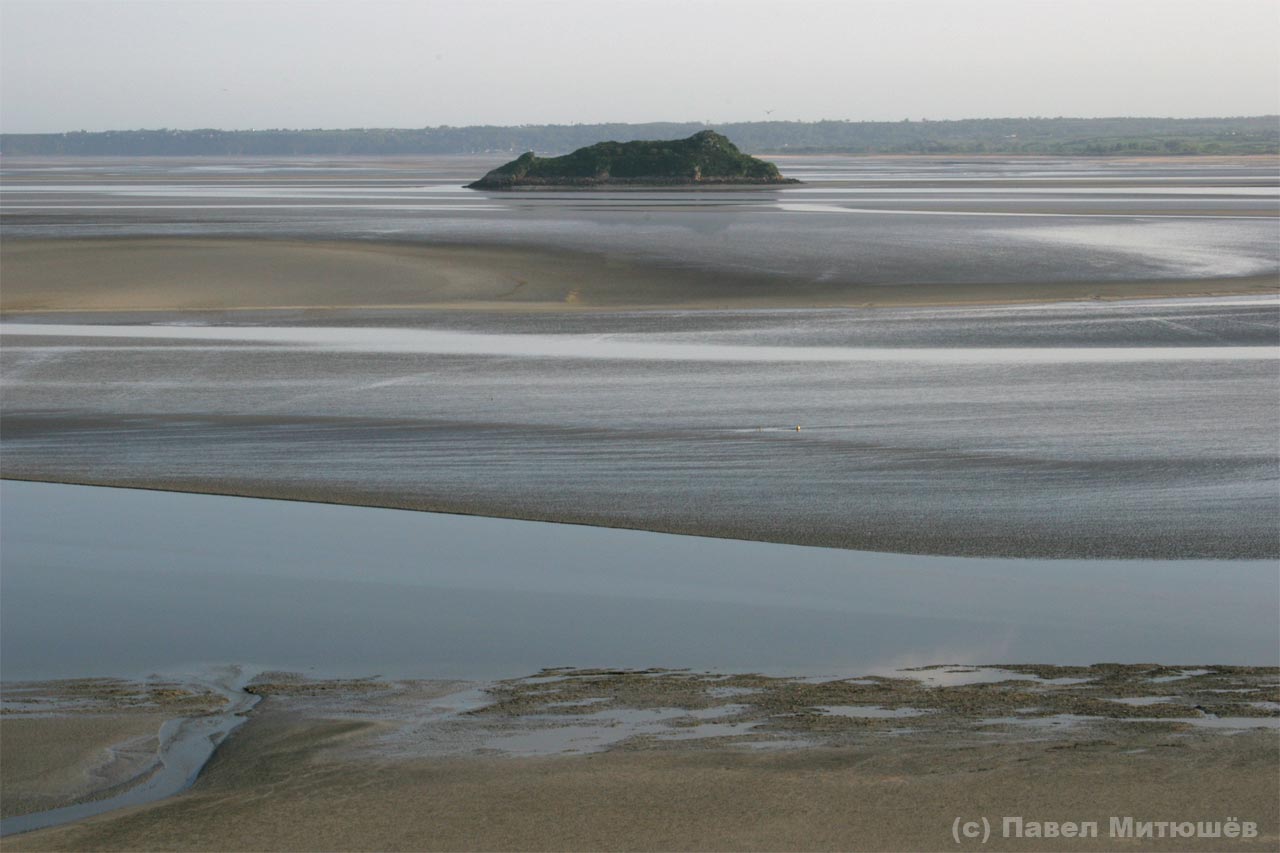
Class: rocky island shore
466,130,797,189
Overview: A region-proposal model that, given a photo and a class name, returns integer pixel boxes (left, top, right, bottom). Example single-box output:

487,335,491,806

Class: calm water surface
2,481,1275,682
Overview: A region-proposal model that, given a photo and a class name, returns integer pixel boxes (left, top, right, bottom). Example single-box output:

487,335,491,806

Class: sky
1,0,1277,133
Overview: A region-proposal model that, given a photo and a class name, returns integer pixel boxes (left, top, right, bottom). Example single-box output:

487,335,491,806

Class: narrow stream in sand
0,666,260,837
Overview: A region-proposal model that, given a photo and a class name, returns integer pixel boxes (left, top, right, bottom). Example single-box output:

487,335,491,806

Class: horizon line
4,114,1279,136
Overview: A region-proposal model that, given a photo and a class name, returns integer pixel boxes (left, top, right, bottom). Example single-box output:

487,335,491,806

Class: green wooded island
467,131,797,189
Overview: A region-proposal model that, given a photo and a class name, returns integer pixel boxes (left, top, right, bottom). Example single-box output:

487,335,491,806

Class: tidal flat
1,156,1278,848
2,155,1277,558
2,482,1277,846
3,154,1279,311
3,296,1278,558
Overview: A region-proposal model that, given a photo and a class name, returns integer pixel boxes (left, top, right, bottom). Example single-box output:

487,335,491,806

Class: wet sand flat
4,155,1275,309
3,160,1276,562
0,716,166,819
4,300,1277,560
2,156,1277,848
13,728,1277,852
0,678,230,820
5,481,1270,846
6,668,1278,851
2,237,1276,313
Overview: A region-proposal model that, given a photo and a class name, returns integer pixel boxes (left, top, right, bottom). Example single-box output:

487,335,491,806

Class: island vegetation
466,131,794,189
3,116,1275,157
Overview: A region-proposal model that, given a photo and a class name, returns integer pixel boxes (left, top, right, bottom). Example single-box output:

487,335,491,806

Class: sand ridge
2,237,1276,313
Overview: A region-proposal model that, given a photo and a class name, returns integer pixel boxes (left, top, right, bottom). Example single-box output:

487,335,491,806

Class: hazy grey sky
2,0,1277,132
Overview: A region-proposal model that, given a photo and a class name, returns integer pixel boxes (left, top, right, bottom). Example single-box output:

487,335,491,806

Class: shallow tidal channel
2,480,1276,683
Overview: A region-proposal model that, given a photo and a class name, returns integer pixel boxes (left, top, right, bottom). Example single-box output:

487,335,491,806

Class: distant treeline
2,116,1277,156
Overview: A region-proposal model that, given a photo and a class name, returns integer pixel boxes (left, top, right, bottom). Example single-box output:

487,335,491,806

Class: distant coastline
3,115,1276,156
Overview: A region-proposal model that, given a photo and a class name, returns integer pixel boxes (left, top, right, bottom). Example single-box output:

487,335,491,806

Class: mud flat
3,666,1277,851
